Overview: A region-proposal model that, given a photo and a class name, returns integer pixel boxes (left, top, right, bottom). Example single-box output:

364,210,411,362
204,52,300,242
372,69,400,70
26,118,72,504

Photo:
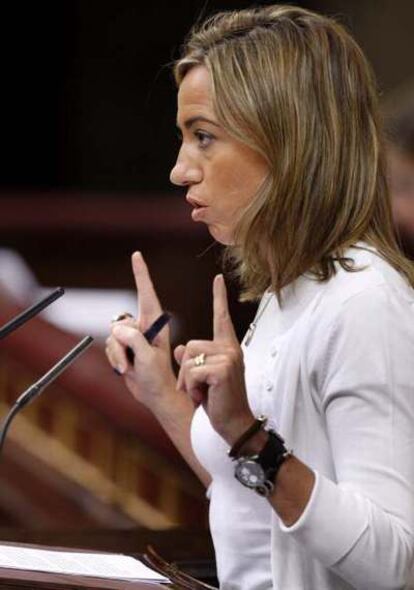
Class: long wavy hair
174,5,414,300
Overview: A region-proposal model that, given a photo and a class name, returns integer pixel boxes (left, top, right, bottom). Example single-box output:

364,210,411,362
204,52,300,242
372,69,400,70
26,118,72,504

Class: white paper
0,543,169,583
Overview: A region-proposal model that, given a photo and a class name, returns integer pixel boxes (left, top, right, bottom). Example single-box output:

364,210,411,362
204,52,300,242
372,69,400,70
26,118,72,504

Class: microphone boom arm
0,335,93,455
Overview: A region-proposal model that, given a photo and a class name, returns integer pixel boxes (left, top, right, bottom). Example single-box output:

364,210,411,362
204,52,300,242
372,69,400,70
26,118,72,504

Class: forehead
177,66,214,119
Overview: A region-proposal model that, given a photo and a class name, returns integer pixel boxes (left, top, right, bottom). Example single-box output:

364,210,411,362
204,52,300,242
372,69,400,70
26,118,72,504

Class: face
170,66,268,245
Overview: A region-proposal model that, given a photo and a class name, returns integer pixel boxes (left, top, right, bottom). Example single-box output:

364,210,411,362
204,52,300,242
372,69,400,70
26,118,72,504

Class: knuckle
228,347,242,364
185,340,198,354
186,340,209,355
222,352,234,367
111,324,123,337
182,348,194,364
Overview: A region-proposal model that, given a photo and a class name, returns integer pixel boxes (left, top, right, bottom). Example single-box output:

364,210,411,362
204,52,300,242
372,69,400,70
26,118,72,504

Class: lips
191,206,208,221
186,194,208,221
186,194,207,209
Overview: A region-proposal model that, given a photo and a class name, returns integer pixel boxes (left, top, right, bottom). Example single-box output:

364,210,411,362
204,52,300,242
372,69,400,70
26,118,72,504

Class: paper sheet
0,543,169,583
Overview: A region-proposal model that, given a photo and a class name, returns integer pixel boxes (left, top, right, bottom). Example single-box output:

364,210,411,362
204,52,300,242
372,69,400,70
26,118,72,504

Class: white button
271,349,278,358
265,381,273,392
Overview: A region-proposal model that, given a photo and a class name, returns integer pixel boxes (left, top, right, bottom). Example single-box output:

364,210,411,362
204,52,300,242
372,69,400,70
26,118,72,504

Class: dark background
1,0,413,193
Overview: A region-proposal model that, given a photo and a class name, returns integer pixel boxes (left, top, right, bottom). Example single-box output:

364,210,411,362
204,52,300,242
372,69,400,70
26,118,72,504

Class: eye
195,130,214,149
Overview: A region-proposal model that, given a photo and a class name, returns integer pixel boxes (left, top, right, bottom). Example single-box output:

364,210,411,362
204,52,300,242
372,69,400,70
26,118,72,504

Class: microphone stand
0,287,64,340
0,335,93,455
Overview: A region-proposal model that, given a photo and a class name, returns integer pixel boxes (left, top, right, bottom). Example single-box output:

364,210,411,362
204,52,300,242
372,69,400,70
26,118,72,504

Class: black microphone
0,287,65,340
0,335,93,455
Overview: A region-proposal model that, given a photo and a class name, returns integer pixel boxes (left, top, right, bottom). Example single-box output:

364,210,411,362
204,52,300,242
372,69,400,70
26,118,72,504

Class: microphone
0,335,93,455
0,287,65,340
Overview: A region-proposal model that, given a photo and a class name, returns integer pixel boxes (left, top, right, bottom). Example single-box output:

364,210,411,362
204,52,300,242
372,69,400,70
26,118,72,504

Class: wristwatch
233,430,291,497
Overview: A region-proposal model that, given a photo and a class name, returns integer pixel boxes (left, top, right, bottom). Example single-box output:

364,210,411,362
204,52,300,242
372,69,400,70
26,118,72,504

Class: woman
106,5,414,589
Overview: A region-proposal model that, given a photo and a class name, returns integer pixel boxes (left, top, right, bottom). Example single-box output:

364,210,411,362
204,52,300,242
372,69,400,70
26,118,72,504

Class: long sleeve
281,283,414,589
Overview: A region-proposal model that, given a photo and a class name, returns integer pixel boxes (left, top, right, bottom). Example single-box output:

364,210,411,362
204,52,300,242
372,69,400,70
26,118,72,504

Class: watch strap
258,429,289,472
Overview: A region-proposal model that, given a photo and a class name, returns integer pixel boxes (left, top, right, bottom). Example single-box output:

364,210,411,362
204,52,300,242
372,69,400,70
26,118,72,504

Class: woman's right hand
105,251,177,414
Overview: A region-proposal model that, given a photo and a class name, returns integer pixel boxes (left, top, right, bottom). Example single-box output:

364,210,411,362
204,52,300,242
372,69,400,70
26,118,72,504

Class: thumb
112,324,149,359
174,344,187,392
174,344,186,366
213,274,238,343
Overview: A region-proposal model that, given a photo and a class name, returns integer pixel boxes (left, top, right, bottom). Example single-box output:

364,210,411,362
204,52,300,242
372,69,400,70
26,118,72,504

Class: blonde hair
174,5,414,300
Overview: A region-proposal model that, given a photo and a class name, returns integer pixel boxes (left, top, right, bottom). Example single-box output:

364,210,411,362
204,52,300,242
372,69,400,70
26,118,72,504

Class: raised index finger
213,274,238,343
131,251,162,328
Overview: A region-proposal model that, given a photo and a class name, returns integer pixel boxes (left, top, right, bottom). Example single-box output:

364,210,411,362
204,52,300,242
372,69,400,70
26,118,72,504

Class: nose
170,150,202,187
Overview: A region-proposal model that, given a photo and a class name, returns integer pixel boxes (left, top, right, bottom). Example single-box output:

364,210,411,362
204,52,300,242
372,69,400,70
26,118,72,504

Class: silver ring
194,353,206,367
111,312,134,323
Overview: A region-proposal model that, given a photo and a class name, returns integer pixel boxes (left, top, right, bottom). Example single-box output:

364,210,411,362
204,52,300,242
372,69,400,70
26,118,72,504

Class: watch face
235,459,266,489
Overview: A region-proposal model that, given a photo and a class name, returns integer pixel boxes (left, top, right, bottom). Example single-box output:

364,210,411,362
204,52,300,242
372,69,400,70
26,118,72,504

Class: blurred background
1,0,414,338
0,0,413,573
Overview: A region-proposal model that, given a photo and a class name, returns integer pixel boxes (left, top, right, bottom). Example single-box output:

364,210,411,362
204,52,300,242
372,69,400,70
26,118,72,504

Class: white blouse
191,245,414,589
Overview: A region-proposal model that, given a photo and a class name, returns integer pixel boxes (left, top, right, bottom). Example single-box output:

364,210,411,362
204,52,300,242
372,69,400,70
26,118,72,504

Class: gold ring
194,353,206,367
112,312,134,323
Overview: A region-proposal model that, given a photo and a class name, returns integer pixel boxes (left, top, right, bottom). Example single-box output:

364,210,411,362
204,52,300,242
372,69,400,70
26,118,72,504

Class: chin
207,224,234,246
208,230,233,246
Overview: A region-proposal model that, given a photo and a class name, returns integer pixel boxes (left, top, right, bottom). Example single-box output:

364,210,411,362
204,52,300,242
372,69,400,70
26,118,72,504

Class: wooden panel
0,292,207,530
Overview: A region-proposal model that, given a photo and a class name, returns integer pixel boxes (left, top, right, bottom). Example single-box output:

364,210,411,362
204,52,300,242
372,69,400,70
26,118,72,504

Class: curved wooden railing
0,289,207,530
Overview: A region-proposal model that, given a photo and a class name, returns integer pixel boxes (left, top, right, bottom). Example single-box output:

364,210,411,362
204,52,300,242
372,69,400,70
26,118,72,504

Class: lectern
0,542,218,590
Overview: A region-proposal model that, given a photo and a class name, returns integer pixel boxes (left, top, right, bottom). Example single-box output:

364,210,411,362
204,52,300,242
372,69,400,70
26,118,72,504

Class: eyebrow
177,116,221,130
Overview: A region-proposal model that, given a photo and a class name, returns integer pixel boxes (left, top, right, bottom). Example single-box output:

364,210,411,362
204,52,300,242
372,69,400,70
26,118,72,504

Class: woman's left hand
175,274,255,445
